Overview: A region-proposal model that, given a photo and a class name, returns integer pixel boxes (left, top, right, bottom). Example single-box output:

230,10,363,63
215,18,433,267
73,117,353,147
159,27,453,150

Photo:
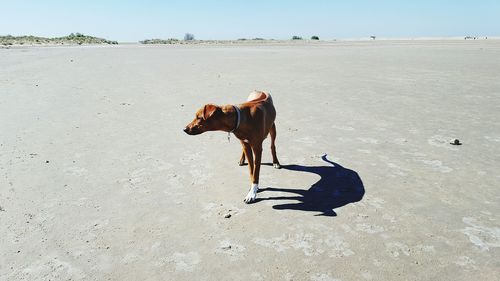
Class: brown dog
184,91,281,203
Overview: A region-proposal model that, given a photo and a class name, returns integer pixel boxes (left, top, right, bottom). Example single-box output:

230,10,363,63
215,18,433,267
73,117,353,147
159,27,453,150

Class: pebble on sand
450,139,462,145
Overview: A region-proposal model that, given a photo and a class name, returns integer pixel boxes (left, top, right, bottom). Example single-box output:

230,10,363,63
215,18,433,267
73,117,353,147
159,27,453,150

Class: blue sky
1,0,499,41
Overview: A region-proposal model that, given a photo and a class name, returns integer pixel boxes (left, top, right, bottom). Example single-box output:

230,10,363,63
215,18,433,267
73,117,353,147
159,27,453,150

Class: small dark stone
46,160,49,163
449,138,462,145
224,213,231,218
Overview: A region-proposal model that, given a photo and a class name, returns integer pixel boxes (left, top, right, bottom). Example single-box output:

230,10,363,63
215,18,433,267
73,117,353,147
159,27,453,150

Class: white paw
273,163,281,169
244,184,259,204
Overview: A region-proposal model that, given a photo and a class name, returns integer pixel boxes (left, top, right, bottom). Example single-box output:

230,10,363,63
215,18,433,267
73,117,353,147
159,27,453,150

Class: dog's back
245,91,275,122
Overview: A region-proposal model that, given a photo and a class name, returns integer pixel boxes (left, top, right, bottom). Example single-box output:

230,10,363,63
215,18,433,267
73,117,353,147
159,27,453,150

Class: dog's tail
267,93,273,104
247,90,272,104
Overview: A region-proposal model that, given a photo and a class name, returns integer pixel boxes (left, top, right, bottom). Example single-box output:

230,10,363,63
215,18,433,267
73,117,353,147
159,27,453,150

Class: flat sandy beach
1,40,499,280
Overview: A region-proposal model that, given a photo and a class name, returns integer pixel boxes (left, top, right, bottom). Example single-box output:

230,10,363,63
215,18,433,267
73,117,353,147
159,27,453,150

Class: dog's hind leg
269,123,281,169
241,141,254,176
238,147,246,166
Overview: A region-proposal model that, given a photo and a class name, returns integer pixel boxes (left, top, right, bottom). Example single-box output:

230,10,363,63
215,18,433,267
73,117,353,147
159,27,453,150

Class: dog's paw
243,194,256,204
243,184,259,204
238,160,246,166
273,163,281,169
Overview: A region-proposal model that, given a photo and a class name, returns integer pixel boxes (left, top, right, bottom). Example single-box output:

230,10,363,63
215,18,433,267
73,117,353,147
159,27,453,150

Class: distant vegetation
184,33,195,41
139,38,180,44
464,36,482,40
292,36,303,40
0,33,118,46
140,33,196,44
311,36,320,40
139,36,277,44
238,38,266,41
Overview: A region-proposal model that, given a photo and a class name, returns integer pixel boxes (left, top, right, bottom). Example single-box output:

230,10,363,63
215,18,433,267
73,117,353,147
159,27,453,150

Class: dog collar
230,105,241,133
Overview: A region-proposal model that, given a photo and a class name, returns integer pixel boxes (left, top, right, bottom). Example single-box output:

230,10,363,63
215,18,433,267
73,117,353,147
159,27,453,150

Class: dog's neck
220,105,242,133
230,105,241,133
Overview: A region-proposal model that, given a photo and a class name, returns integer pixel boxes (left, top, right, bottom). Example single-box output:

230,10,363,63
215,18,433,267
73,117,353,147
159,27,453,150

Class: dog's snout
183,127,189,133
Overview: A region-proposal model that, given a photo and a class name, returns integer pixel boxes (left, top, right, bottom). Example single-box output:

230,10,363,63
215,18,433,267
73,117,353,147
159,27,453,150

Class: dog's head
184,104,222,135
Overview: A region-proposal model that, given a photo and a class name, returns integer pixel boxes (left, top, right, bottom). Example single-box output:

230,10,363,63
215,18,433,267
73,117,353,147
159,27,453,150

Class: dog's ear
203,104,219,120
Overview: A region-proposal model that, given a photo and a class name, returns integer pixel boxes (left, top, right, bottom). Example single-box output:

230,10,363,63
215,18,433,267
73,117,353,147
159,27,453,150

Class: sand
1,40,499,280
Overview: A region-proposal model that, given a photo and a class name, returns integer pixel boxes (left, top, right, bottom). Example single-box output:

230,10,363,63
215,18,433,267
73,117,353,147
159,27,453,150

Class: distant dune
0,33,118,46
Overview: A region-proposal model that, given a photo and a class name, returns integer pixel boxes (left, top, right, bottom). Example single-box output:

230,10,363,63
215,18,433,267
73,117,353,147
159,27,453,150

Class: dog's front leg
244,142,262,203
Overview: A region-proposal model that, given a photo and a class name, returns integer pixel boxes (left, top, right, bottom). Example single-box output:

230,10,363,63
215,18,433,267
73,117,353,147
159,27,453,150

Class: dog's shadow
257,154,365,216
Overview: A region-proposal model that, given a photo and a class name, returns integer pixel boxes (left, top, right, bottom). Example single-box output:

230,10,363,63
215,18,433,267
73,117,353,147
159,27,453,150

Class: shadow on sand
257,154,365,216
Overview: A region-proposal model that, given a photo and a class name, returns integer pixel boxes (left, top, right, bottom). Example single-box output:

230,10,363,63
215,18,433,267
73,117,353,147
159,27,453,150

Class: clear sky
1,0,499,42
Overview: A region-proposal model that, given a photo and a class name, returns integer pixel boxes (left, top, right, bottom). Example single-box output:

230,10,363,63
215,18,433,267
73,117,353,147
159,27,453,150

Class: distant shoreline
1,34,499,48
